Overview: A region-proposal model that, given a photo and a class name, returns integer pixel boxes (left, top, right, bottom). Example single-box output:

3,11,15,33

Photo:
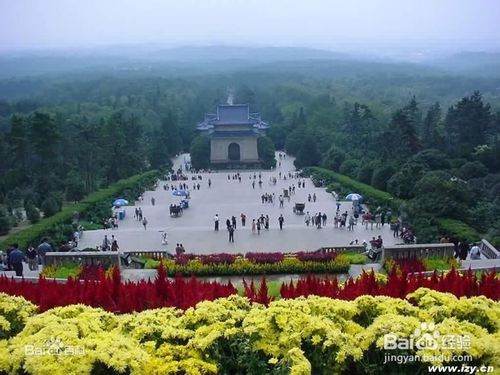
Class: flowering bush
144,251,352,276
384,257,461,274
199,253,236,265
41,264,119,280
279,269,499,301
296,251,337,262
0,288,498,374
156,256,350,277
384,258,426,274
0,265,236,313
245,252,285,264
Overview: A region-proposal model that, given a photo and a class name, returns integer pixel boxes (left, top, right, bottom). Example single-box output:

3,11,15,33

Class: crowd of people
0,238,53,276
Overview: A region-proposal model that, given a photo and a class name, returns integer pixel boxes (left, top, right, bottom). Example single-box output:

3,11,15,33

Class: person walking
208,178,212,188
322,213,327,227
102,235,110,251
151,197,155,206
214,214,220,231
26,245,38,271
278,214,284,230
36,238,52,266
348,216,355,231
228,225,235,243
252,219,256,234
142,217,148,230
256,220,261,234
305,212,311,226
265,215,270,230
111,238,119,252
8,244,24,277
313,193,316,202
231,216,237,229
241,213,246,227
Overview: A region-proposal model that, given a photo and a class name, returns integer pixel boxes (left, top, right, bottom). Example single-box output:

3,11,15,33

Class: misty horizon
1,0,499,59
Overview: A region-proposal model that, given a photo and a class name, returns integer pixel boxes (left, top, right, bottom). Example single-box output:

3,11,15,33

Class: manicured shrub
24,202,40,224
40,193,62,217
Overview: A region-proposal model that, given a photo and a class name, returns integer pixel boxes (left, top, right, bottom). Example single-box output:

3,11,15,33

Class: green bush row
0,170,159,250
305,167,480,243
144,255,351,276
305,167,404,211
437,218,480,243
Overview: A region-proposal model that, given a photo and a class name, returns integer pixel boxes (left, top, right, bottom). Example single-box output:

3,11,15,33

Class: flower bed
384,257,459,274
3,263,498,314
148,256,351,276
0,266,236,313
245,252,285,264
279,269,498,301
1,287,498,375
143,251,358,276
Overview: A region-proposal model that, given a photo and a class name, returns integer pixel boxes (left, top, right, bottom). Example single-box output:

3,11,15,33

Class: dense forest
0,47,499,245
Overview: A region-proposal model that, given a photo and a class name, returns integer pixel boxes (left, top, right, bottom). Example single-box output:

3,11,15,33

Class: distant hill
146,45,349,62
0,45,351,79
428,52,500,77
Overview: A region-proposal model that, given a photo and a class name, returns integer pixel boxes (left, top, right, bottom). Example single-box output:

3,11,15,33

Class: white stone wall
210,137,259,163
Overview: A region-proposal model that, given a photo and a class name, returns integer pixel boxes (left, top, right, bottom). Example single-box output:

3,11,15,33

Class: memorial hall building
196,103,269,167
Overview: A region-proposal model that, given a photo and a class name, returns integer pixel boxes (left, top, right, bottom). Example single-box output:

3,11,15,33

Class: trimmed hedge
0,170,159,250
437,218,480,243
305,167,480,243
304,167,404,211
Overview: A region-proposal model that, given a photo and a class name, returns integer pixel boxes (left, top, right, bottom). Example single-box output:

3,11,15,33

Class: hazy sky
1,0,499,51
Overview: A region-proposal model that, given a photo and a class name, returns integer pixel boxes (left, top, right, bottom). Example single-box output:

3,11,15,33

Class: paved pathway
78,153,398,254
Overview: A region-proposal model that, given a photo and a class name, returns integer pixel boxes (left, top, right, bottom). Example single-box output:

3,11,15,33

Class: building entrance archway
228,142,241,161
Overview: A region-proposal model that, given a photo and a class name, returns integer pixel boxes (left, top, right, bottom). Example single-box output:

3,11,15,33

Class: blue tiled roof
216,104,249,124
210,130,260,138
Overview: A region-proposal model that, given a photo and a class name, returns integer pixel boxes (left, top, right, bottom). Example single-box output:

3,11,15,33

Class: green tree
0,207,12,235
294,134,321,169
458,161,489,180
371,165,396,191
24,202,40,224
321,146,345,171
257,136,276,169
189,136,210,170
338,159,359,178
422,102,442,148
388,109,421,159
444,91,493,155
65,170,86,202
410,149,450,170
387,163,425,199
410,171,471,219
41,193,62,217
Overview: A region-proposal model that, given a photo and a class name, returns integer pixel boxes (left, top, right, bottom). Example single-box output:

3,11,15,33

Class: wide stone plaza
78,153,397,254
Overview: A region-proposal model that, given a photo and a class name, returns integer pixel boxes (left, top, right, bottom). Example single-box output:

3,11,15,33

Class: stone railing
318,245,366,253
123,250,171,260
479,239,499,259
382,243,454,261
45,251,121,269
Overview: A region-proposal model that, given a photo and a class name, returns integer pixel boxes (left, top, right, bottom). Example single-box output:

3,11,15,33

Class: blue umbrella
113,198,129,207
172,189,188,197
345,193,363,201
